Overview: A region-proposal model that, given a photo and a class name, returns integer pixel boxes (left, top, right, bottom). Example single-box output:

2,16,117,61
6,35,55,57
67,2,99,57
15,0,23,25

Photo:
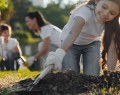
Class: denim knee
82,41,101,76
62,47,80,73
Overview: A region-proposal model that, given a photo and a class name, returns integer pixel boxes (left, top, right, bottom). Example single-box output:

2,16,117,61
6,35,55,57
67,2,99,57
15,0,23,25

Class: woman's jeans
62,41,101,76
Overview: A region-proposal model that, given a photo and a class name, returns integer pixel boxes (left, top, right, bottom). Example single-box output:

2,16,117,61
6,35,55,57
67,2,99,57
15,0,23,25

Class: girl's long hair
72,0,120,68
102,16,120,69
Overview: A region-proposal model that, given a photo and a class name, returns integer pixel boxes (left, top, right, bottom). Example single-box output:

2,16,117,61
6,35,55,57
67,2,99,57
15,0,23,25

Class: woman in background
25,11,62,71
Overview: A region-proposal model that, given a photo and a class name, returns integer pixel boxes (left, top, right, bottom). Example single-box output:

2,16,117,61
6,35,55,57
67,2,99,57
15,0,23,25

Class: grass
0,69,39,92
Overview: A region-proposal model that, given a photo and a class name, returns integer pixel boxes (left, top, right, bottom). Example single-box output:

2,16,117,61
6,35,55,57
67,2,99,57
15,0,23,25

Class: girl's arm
60,16,85,51
14,44,22,56
44,16,85,70
34,37,50,59
107,37,117,70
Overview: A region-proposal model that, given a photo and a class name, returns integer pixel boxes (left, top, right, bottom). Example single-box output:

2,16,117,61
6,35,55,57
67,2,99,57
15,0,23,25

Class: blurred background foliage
0,0,8,10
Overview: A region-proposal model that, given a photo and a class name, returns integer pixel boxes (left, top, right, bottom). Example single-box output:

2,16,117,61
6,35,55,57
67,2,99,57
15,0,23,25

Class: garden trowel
29,64,53,91
14,65,53,95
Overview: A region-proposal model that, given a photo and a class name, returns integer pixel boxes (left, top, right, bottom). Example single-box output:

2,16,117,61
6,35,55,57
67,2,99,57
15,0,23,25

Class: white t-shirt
0,38,19,58
38,24,62,47
60,5,104,45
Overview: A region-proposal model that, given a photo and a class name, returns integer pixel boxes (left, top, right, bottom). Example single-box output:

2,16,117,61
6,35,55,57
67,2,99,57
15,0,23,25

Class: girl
25,11,62,70
0,24,22,71
44,0,120,76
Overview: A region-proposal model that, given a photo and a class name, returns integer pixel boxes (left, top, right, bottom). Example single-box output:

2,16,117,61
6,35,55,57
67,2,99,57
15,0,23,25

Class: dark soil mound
12,70,120,95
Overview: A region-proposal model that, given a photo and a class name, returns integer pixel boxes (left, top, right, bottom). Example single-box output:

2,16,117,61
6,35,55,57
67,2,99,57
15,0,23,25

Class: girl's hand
44,48,66,71
26,56,37,66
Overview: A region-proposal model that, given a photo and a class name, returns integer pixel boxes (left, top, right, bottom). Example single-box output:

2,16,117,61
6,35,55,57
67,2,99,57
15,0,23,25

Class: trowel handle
38,65,53,79
20,56,26,62
33,65,53,85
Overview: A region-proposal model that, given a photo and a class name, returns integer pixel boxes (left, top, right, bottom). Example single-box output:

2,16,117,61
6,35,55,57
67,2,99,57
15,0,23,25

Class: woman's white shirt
38,24,62,47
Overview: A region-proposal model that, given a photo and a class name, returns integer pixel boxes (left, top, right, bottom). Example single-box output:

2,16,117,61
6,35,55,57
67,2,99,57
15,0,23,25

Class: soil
11,70,120,95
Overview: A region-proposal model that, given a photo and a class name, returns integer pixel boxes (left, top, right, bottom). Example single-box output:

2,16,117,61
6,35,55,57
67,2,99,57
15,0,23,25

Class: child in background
0,24,22,71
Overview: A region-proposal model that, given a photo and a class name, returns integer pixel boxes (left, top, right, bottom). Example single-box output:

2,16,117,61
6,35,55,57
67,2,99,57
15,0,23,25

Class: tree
34,0,75,29
0,0,9,23
0,0,8,9
0,0,14,23
9,0,34,29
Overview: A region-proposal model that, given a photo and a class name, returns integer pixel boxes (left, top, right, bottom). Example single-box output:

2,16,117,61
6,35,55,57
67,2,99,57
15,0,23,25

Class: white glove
26,56,36,67
44,48,66,71
0,37,4,44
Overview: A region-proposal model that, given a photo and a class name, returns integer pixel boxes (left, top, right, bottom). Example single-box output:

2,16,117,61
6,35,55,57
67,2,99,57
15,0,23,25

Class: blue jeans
2,52,20,71
62,41,101,76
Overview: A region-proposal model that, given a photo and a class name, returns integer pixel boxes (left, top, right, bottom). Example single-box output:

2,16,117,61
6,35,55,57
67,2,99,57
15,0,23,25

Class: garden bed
10,70,120,95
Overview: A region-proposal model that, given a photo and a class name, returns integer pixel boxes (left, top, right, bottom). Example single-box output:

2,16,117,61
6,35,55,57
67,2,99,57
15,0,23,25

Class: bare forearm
107,51,117,70
107,38,117,70
14,45,22,56
34,50,47,59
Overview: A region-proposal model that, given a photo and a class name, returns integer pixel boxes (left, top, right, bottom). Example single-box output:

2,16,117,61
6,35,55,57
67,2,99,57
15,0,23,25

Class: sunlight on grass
0,69,40,89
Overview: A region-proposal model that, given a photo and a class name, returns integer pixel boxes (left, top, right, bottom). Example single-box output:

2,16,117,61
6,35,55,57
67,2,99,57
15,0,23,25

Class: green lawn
0,69,39,94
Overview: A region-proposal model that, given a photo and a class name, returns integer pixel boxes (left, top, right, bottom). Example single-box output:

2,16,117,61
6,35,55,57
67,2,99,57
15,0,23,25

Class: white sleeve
38,42,44,51
8,38,19,49
40,25,51,40
73,6,91,23
12,38,19,47
107,38,117,70
0,45,3,56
